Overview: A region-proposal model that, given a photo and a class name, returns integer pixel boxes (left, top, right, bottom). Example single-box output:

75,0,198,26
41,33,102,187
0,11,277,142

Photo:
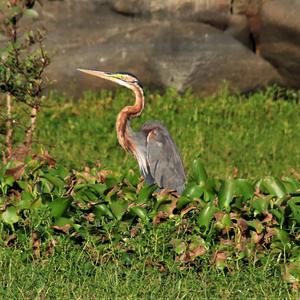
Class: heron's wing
146,127,186,194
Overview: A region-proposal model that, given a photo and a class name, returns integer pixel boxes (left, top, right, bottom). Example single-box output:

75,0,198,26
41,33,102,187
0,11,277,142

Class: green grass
0,244,291,299
36,87,300,179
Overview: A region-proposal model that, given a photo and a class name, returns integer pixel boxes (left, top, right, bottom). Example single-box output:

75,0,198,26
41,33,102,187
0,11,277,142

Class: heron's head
78,69,142,90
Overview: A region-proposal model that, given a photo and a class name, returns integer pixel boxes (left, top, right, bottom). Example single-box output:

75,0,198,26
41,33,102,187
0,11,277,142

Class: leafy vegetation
0,87,300,298
0,0,50,166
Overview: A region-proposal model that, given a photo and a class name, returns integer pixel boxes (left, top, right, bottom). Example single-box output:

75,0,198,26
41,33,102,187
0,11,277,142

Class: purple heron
78,69,186,194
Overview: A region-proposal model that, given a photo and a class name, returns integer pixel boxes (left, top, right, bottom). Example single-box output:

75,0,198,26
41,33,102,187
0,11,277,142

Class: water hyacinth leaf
37,179,52,194
215,213,232,230
130,207,149,223
288,197,300,224
270,208,285,227
251,196,270,214
53,217,74,227
4,175,14,187
126,170,139,187
275,229,290,246
247,220,264,234
92,183,107,195
218,179,235,211
203,189,215,202
189,237,206,258
17,191,34,210
183,183,203,199
192,159,208,183
24,8,39,19
282,177,300,194
93,204,114,219
41,174,65,191
137,184,157,204
172,239,187,254
261,177,286,198
110,199,128,220
17,180,30,192
197,203,218,232
123,192,137,202
283,261,300,285
1,206,19,224
104,175,119,189
235,179,255,200
49,197,72,218
177,196,193,210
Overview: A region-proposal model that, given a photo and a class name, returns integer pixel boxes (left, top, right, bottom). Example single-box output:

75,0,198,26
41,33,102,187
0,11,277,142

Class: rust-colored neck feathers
116,85,144,152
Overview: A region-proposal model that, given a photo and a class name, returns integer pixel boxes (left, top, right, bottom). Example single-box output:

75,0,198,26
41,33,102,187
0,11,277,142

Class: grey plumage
129,121,186,194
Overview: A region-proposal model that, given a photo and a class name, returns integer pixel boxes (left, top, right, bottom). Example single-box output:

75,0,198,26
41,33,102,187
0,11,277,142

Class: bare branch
24,102,39,152
4,93,13,162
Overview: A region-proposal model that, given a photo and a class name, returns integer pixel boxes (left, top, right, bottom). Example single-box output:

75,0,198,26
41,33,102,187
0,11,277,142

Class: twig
24,101,39,152
5,93,13,162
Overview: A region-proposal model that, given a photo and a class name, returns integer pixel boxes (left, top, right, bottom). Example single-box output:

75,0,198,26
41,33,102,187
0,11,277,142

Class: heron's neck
116,85,144,152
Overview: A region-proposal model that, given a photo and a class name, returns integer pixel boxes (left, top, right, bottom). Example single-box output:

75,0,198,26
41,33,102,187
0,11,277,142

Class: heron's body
78,69,186,194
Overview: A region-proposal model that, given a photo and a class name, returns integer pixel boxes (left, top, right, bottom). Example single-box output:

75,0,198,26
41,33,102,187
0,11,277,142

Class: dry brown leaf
52,224,71,233
5,164,25,180
189,246,206,258
85,213,95,223
31,232,41,257
237,218,248,232
152,211,168,225
251,231,263,244
181,205,196,216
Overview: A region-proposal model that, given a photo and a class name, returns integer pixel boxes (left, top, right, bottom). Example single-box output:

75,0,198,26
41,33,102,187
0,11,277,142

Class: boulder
46,22,281,96
111,0,231,29
259,0,300,87
29,0,300,96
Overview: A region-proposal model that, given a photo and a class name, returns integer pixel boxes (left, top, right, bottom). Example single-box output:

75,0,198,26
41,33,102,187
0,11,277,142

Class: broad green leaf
24,9,39,19
218,179,235,211
270,208,285,227
4,175,14,187
214,213,232,230
251,196,270,214
235,179,255,200
197,203,218,232
183,183,203,199
288,197,300,224
137,184,157,204
177,196,193,210
1,206,19,224
90,183,107,195
172,239,187,254
282,177,300,194
110,199,128,220
247,220,264,234
93,204,114,219
130,207,149,223
105,175,119,189
260,177,286,198
126,170,139,186
17,191,34,210
41,174,65,191
53,217,74,227
17,180,30,192
192,159,207,183
49,197,71,218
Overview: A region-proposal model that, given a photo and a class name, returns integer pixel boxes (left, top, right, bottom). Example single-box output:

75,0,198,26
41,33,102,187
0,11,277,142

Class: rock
111,0,231,30
46,22,281,97
185,30,281,95
260,0,300,87
27,0,299,96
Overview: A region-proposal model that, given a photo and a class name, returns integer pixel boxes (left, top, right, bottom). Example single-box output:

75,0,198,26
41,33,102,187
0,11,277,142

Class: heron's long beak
77,69,118,83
